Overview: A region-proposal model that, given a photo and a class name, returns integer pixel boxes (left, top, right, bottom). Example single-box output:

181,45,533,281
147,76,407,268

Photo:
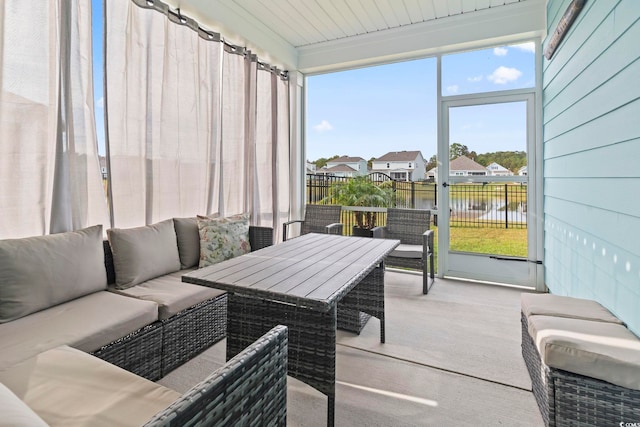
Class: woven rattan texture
144,325,288,427
91,322,163,381
337,308,371,334
249,226,274,251
161,294,227,375
227,294,336,397
283,205,343,240
521,312,640,426
374,208,435,294
338,266,384,339
301,205,342,235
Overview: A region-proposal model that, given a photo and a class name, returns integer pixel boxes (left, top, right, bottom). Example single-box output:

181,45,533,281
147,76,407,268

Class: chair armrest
372,226,388,239
144,325,288,427
326,223,343,235
422,229,434,253
282,219,304,241
249,226,274,251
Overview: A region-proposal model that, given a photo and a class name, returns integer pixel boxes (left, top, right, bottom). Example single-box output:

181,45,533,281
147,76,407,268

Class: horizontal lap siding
543,0,640,333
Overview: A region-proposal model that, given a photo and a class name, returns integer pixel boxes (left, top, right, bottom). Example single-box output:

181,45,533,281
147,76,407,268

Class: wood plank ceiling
219,0,527,48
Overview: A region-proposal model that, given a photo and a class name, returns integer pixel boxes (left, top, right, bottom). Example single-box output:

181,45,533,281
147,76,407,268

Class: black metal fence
449,183,527,229
306,174,527,229
306,174,437,210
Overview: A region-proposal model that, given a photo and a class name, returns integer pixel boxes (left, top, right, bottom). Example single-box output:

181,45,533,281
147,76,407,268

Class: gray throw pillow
0,225,107,323
173,217,200,269
107,219,181,289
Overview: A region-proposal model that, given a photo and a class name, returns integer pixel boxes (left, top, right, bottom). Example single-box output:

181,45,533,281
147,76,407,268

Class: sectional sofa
0,218,286,426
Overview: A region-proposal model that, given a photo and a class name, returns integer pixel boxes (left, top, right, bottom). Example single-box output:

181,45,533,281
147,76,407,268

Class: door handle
442,182,449,187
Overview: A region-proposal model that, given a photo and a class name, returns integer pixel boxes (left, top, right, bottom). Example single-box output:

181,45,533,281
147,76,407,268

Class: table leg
336,264,386,343
226,294,337,427
327,395,335,427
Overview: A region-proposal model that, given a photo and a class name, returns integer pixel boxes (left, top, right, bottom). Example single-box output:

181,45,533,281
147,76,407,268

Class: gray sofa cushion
173,217,200,269
0,225,107,323
0,291,158,372
0,345,179,427
109,269,225,320
107,219,181,289
0,383,48,427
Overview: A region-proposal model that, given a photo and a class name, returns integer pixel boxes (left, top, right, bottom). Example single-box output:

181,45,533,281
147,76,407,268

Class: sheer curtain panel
254,68,290,241
0,0,108,238
105,0,221,228
105,0,291,233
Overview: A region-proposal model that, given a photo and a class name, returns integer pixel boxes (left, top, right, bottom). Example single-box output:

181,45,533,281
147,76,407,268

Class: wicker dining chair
282,204,343,241
373,208,435,294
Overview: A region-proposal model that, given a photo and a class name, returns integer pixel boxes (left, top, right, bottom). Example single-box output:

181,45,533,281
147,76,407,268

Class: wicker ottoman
522,313,640,426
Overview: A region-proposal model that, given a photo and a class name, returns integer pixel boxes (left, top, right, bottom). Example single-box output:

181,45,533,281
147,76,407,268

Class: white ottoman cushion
528,315,640,390
521,293,622,324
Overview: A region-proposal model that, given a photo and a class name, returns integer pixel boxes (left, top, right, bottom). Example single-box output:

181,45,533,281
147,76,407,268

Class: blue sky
92,0,106,155
306,42,535,162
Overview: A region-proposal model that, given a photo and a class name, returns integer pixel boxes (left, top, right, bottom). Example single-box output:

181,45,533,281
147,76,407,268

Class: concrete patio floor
159,271,544,426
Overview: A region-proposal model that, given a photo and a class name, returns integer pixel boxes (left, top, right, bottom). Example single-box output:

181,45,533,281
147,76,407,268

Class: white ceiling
218,0,527,48
174,0,546,73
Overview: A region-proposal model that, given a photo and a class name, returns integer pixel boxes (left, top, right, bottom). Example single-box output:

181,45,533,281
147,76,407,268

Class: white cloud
446,85,459,94
512,42,535,53
313,120,333,132
96,97,104,109
467,75,483,83
487,66,522,84
493,47,508,56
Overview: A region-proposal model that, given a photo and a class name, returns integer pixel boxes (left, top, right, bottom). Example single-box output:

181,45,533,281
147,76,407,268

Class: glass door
438,93,538,287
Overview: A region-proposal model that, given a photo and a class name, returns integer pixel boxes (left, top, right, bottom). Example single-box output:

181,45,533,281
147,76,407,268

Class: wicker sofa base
91,321,164,381
521,313,640,426
161,294,227,375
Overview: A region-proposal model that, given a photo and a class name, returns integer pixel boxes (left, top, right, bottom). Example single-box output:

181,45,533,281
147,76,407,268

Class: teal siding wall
543,0,640,333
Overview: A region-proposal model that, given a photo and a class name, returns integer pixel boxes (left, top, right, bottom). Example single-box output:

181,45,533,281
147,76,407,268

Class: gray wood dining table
183,233,400,427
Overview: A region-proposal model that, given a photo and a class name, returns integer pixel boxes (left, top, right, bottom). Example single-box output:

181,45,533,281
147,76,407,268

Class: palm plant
323,175,394,230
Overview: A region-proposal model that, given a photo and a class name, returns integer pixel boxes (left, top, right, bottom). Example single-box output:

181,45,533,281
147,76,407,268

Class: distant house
519,166,528,176
306,161,317,172
371,151,426,181
326,156,367,176
450,156,488,177
486,162,513,176
98,156,108,179
315,164,359,178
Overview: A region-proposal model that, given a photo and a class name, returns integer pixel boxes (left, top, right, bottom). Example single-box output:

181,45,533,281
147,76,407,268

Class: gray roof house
371,151,426,181
450,156,488,176
325,156,367,176
316,164,359,178
486,162,513,176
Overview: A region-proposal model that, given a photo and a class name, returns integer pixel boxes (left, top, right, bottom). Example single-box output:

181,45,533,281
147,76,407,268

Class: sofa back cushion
173,217,200,269
0,225,107,323
107,219,181,289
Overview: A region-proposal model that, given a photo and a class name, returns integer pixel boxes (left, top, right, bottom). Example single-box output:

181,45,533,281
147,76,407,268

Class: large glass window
442,43,535,96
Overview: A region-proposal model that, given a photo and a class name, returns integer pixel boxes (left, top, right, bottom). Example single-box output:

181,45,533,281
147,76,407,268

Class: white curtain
254,67,290,241
0,0,108,238
105,1,221,228
106,0,290,235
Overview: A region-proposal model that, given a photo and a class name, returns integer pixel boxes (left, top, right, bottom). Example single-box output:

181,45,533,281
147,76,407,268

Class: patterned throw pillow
197,213,251,268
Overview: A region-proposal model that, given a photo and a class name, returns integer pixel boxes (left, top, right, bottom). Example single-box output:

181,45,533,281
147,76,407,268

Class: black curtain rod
135,0,288,80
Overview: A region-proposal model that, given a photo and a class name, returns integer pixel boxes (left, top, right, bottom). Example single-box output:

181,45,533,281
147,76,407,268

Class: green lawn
431,226,528,273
